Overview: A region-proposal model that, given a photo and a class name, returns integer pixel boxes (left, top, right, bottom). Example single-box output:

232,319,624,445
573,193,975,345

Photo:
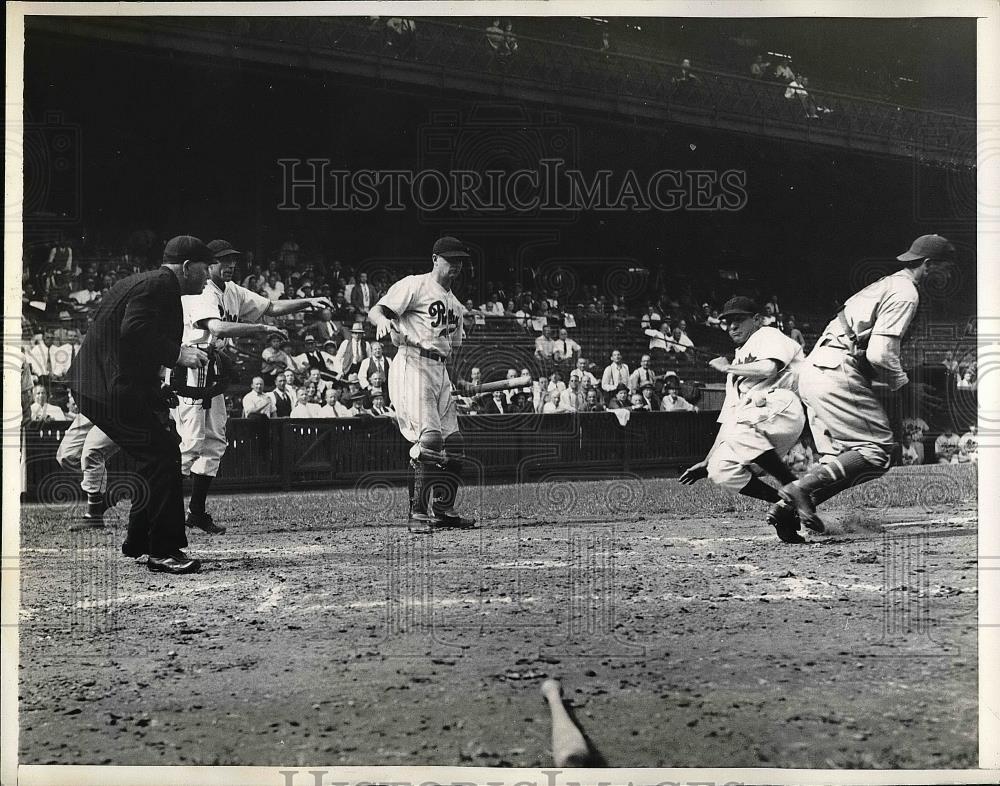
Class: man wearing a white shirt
358,341,391,396
534,325,557,375
262,274,285,301
628,354,657,392
558,376,585,412
49,336,77,379
69,277,100,305
28,386,67,422
660,381,697,412
25,334,51,385
242,376,276,418
293,335,337,375
569,357,599,389
553,328,581,368
290,388,323,418
335,323,369,377
601,350,630,401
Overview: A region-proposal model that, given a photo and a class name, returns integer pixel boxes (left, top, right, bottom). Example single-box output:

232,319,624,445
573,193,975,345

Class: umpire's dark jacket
71,268,183,406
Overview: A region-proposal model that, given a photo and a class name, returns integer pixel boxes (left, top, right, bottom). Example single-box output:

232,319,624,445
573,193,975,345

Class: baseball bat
451,374,532,397
540,678,590,767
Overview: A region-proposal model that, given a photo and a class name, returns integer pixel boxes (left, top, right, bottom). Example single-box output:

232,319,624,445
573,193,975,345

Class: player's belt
417,347,446,363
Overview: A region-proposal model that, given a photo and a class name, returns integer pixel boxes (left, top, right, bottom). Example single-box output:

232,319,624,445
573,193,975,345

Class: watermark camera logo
10,110,82,224
911,110,988,226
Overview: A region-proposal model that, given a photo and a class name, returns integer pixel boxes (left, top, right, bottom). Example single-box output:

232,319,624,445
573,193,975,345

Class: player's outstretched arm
203,319,287,341
265,297,333,317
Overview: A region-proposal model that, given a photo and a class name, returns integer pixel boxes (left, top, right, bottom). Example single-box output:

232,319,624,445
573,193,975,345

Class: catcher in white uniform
368,235,475,534
175,239,330,534
56,413,119,529
774,234,954,533
679,296,809,543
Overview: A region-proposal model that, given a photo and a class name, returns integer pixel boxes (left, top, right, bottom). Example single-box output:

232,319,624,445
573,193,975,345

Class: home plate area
19,468,977,768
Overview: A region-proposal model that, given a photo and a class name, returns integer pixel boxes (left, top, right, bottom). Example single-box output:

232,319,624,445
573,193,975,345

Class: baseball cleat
778,482,825,534
186,511,226,535
766,500,806,544
407,511,436,534
147,550,201,574
431,510,477,529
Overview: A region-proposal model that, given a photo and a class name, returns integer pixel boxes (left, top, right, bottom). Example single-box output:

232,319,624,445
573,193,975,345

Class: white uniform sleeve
749,327,800,368
375,276,418,318
871,290,918,338
186,292,224,329
230,284,271,323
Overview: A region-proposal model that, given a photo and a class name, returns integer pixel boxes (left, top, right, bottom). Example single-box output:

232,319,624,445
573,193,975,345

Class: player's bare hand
177,346,209,369
259,324,287,339
373,316,395,341
307,297,334,311
708,356,731,373
679,461,709,485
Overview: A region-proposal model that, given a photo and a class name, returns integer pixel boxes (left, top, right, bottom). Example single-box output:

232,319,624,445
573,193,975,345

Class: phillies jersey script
375,273,465,357
180,279,270,385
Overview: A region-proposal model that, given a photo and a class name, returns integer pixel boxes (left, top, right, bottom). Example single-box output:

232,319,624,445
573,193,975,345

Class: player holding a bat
368,236,478,534
679,296,810,543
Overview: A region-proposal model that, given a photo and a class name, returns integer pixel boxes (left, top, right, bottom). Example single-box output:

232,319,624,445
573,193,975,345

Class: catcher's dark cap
163,235,212,265
432,236,470,259
207,239,241,259
720,296,759,320
896,234,956,262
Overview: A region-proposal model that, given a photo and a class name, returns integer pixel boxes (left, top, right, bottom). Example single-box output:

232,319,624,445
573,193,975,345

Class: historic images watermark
276,159,748,214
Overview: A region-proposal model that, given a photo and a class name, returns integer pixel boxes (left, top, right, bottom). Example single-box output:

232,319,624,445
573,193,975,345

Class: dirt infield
18,465,978,768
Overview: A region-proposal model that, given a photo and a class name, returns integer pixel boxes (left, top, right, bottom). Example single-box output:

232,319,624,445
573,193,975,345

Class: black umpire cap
163,235,213,265
207,239,241,259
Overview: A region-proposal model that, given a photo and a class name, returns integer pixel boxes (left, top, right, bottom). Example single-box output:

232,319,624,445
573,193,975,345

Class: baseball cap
163,235,213,264
432,236,470,259
207,239,241,259
719,296,759,320
896,234,956,262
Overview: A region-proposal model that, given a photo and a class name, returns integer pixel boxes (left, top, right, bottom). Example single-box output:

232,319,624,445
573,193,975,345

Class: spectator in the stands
25,333,51,387
774,59,794,83
317,388,340,418
503,21,518,58
957,367,976,390
601,350,630,400
761,302,778,327
900,431,921,466
750,53,771,79
608,384,631,410
482,390,507,414
261,335,297,383
282,369,300,396
672,58,701,85
580,388,606,412
629,354,657,392
643,320,671,369
558,375,584,412
293,335,328,374
312,308,343,344
902,415,930,464
958,425,978,464
569,357,599,389
270,373,293,417
641,305,662,330
534,324,557,375
243,376,276,419
305,367,331,401
540,389,562,414
934,425,961,464
335,322,369,377
358,340,391,394
262,273,284,301
785,316,806,347
639,380,659,411
290,387,322,418
545,371,566,399
279,232,300,268
941,350,960,377
296,279,315,300
628,391,649,411
660,380,697,412
367,388,393,417
28,385,67,423
669,325,694,359
785,73,819,118
69,276,100,305
350,271,375,316
49,332,76,380
553,328,581,370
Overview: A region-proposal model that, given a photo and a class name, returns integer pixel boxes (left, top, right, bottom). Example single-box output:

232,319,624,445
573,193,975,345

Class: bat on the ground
540,678,590,767
451,375,532,397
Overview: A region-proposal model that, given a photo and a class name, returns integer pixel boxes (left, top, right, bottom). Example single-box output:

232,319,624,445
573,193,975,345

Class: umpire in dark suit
70,236,213,574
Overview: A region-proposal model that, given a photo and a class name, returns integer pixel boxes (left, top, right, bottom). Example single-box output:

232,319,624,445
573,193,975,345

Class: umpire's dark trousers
78,391,188,556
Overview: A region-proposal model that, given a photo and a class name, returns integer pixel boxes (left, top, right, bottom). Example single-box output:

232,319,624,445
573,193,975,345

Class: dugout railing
22,411,720,502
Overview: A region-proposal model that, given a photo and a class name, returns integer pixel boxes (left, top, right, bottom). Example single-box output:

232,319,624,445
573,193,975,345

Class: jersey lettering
428,300,460,335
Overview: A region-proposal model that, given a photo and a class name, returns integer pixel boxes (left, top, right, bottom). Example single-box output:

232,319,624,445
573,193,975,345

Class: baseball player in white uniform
679,296,808,543
774,234,955,532
368,235,475,534
175,239,330,534
56,413,119,528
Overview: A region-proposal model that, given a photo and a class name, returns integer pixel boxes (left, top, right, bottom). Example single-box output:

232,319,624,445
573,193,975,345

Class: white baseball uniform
56,413,119,495
374,273,465,443
175,279,270,477
708,326,806,492
799,271,918,468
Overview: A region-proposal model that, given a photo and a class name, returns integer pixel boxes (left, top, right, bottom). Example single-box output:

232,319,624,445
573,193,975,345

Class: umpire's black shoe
147,551,201,574
766,500,806,544
121,540,146,558
186,511,226,535
431,509,477,529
